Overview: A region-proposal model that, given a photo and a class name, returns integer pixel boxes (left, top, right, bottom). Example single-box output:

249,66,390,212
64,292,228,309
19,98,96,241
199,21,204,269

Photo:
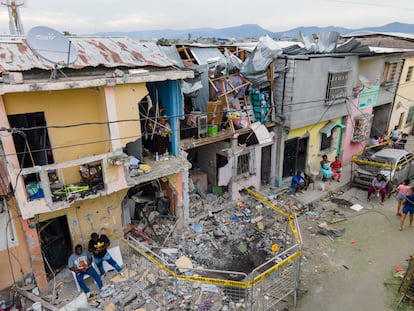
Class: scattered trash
304,211,320,216
350,204,364,211
191,223,203,233
351,239,355,244
317,228,346,237
330,198,353,207
175,256,193,273
342,265,350,270
271,243,279,252
318,222,329,229
237,242,248,253
395,265,404,272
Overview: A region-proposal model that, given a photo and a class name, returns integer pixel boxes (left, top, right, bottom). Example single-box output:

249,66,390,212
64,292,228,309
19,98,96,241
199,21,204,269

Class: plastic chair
71,246,123,292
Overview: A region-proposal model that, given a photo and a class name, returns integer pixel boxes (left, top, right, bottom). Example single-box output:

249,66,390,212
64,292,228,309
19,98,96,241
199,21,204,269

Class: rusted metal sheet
0,36,176,73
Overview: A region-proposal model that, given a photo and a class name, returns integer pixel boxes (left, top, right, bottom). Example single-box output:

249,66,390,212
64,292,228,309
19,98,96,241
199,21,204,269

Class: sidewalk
288,163,351,205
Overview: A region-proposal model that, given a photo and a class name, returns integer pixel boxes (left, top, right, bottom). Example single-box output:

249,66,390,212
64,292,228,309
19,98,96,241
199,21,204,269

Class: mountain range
92,22,414,40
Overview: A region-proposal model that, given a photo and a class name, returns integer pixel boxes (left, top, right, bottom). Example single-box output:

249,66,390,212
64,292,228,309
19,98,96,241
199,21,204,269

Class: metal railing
104,187,302,310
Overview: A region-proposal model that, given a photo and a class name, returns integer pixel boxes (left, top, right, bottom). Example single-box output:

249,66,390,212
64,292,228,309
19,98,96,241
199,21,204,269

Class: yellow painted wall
389,57,414,134
287,118,342,171
38,190,127,249
0,200,32,289
4,88,109,183
114,84,147,147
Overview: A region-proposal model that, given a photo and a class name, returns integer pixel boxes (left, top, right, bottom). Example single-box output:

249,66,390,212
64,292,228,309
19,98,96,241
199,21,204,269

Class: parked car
351,148,414,192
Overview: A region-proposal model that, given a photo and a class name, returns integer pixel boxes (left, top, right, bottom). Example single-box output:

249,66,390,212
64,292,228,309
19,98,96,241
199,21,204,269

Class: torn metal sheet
298,31,340,53
250,122,273,145
189,47,227,67
240,35,282,88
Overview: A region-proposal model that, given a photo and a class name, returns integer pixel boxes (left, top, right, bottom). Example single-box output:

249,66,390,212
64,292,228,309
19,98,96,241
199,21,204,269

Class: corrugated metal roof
158,45,184,67
0,35,176,73
343,32,414,41
188,47,227,65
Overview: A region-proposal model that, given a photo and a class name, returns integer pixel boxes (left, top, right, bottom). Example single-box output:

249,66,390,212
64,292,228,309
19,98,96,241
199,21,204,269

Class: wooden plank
15,287,59,311
220,79,235,133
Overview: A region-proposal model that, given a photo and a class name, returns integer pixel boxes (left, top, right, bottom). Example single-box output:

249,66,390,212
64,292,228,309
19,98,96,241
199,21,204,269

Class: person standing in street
396,179,411,216
399,187,414,231
391,125,401,143
88,232,124,277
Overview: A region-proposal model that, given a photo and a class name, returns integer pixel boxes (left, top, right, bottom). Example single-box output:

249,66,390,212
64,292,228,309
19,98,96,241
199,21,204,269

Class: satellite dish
27,26,77,65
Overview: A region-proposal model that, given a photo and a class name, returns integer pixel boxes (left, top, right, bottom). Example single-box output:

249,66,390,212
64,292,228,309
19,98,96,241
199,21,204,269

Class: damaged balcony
15,151,191,219
124,153,191,186
16,153,112,216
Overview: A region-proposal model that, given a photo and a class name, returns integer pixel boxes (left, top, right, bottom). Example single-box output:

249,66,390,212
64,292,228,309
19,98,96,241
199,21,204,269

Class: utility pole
1,0,26,35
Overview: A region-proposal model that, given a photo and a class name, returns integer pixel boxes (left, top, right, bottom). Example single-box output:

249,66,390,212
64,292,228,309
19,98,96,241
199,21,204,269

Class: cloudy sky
1,0,413,34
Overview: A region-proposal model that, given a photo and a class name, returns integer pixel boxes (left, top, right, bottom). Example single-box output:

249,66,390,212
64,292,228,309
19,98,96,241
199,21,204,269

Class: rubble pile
44,188,303,310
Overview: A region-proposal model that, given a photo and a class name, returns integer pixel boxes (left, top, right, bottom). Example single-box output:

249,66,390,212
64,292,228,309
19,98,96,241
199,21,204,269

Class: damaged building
0,27,193,296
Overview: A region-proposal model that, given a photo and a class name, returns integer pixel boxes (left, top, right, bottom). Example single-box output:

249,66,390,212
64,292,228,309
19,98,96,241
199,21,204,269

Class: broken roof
342,32,414,42
0,35,177,73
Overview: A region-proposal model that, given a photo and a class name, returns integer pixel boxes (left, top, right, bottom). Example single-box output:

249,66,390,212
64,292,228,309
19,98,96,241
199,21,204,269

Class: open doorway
261,145,272,185
283,137,308,177
37,216,72,278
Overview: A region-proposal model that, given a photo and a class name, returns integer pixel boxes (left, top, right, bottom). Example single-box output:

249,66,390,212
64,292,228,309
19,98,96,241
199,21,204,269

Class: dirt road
290,186,414,311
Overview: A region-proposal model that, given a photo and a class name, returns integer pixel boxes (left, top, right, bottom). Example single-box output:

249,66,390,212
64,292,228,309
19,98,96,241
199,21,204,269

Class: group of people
367,174,414,231
395,179,414,231
68,232,124,297
369,126,408,149
290,155,343,194
320,155,342,182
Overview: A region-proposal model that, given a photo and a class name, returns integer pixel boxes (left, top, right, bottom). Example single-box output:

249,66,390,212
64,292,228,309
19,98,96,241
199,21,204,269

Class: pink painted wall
342,96,373,165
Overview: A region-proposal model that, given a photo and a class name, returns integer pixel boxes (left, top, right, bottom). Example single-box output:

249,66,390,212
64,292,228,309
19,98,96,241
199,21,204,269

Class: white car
352,148,414,190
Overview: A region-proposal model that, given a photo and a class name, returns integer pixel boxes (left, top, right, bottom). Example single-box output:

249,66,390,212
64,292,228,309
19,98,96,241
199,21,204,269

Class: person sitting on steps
290,170,308,195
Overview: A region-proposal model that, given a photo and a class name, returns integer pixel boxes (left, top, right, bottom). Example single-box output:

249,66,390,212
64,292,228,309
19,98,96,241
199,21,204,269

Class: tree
156,38,171,46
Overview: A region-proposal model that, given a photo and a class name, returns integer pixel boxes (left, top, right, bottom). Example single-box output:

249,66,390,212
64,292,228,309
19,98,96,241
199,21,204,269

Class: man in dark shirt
88,232,123,277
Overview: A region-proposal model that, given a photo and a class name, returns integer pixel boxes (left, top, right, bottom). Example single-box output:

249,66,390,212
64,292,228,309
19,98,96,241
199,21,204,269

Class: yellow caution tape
104,228,302,289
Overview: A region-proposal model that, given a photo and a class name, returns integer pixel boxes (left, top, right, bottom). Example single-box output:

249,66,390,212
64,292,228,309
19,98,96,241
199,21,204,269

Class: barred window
234,150,256,177
326,71,350,103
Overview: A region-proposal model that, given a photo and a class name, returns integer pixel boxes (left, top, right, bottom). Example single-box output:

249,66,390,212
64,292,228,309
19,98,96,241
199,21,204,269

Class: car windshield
371,155,397,165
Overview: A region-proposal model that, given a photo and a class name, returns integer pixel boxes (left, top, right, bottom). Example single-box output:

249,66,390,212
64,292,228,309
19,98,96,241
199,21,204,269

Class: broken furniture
71,246,123,292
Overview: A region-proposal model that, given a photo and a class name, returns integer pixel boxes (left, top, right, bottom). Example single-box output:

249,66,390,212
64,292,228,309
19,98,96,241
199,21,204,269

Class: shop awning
320,122,345,137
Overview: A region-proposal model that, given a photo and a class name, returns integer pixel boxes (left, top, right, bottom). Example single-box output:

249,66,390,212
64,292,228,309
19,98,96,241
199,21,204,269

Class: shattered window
325,71,350,103
235,150,255,177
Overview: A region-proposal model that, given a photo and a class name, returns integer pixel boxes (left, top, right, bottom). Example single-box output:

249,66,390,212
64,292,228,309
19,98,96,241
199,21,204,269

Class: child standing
396,179,411,216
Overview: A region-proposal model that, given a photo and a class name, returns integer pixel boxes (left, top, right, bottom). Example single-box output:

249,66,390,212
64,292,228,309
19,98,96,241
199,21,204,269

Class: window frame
233,149,256,178
405,106,414,125
406,66,413,82
382,62,398,85
320,132,333,151
325,71,350,104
